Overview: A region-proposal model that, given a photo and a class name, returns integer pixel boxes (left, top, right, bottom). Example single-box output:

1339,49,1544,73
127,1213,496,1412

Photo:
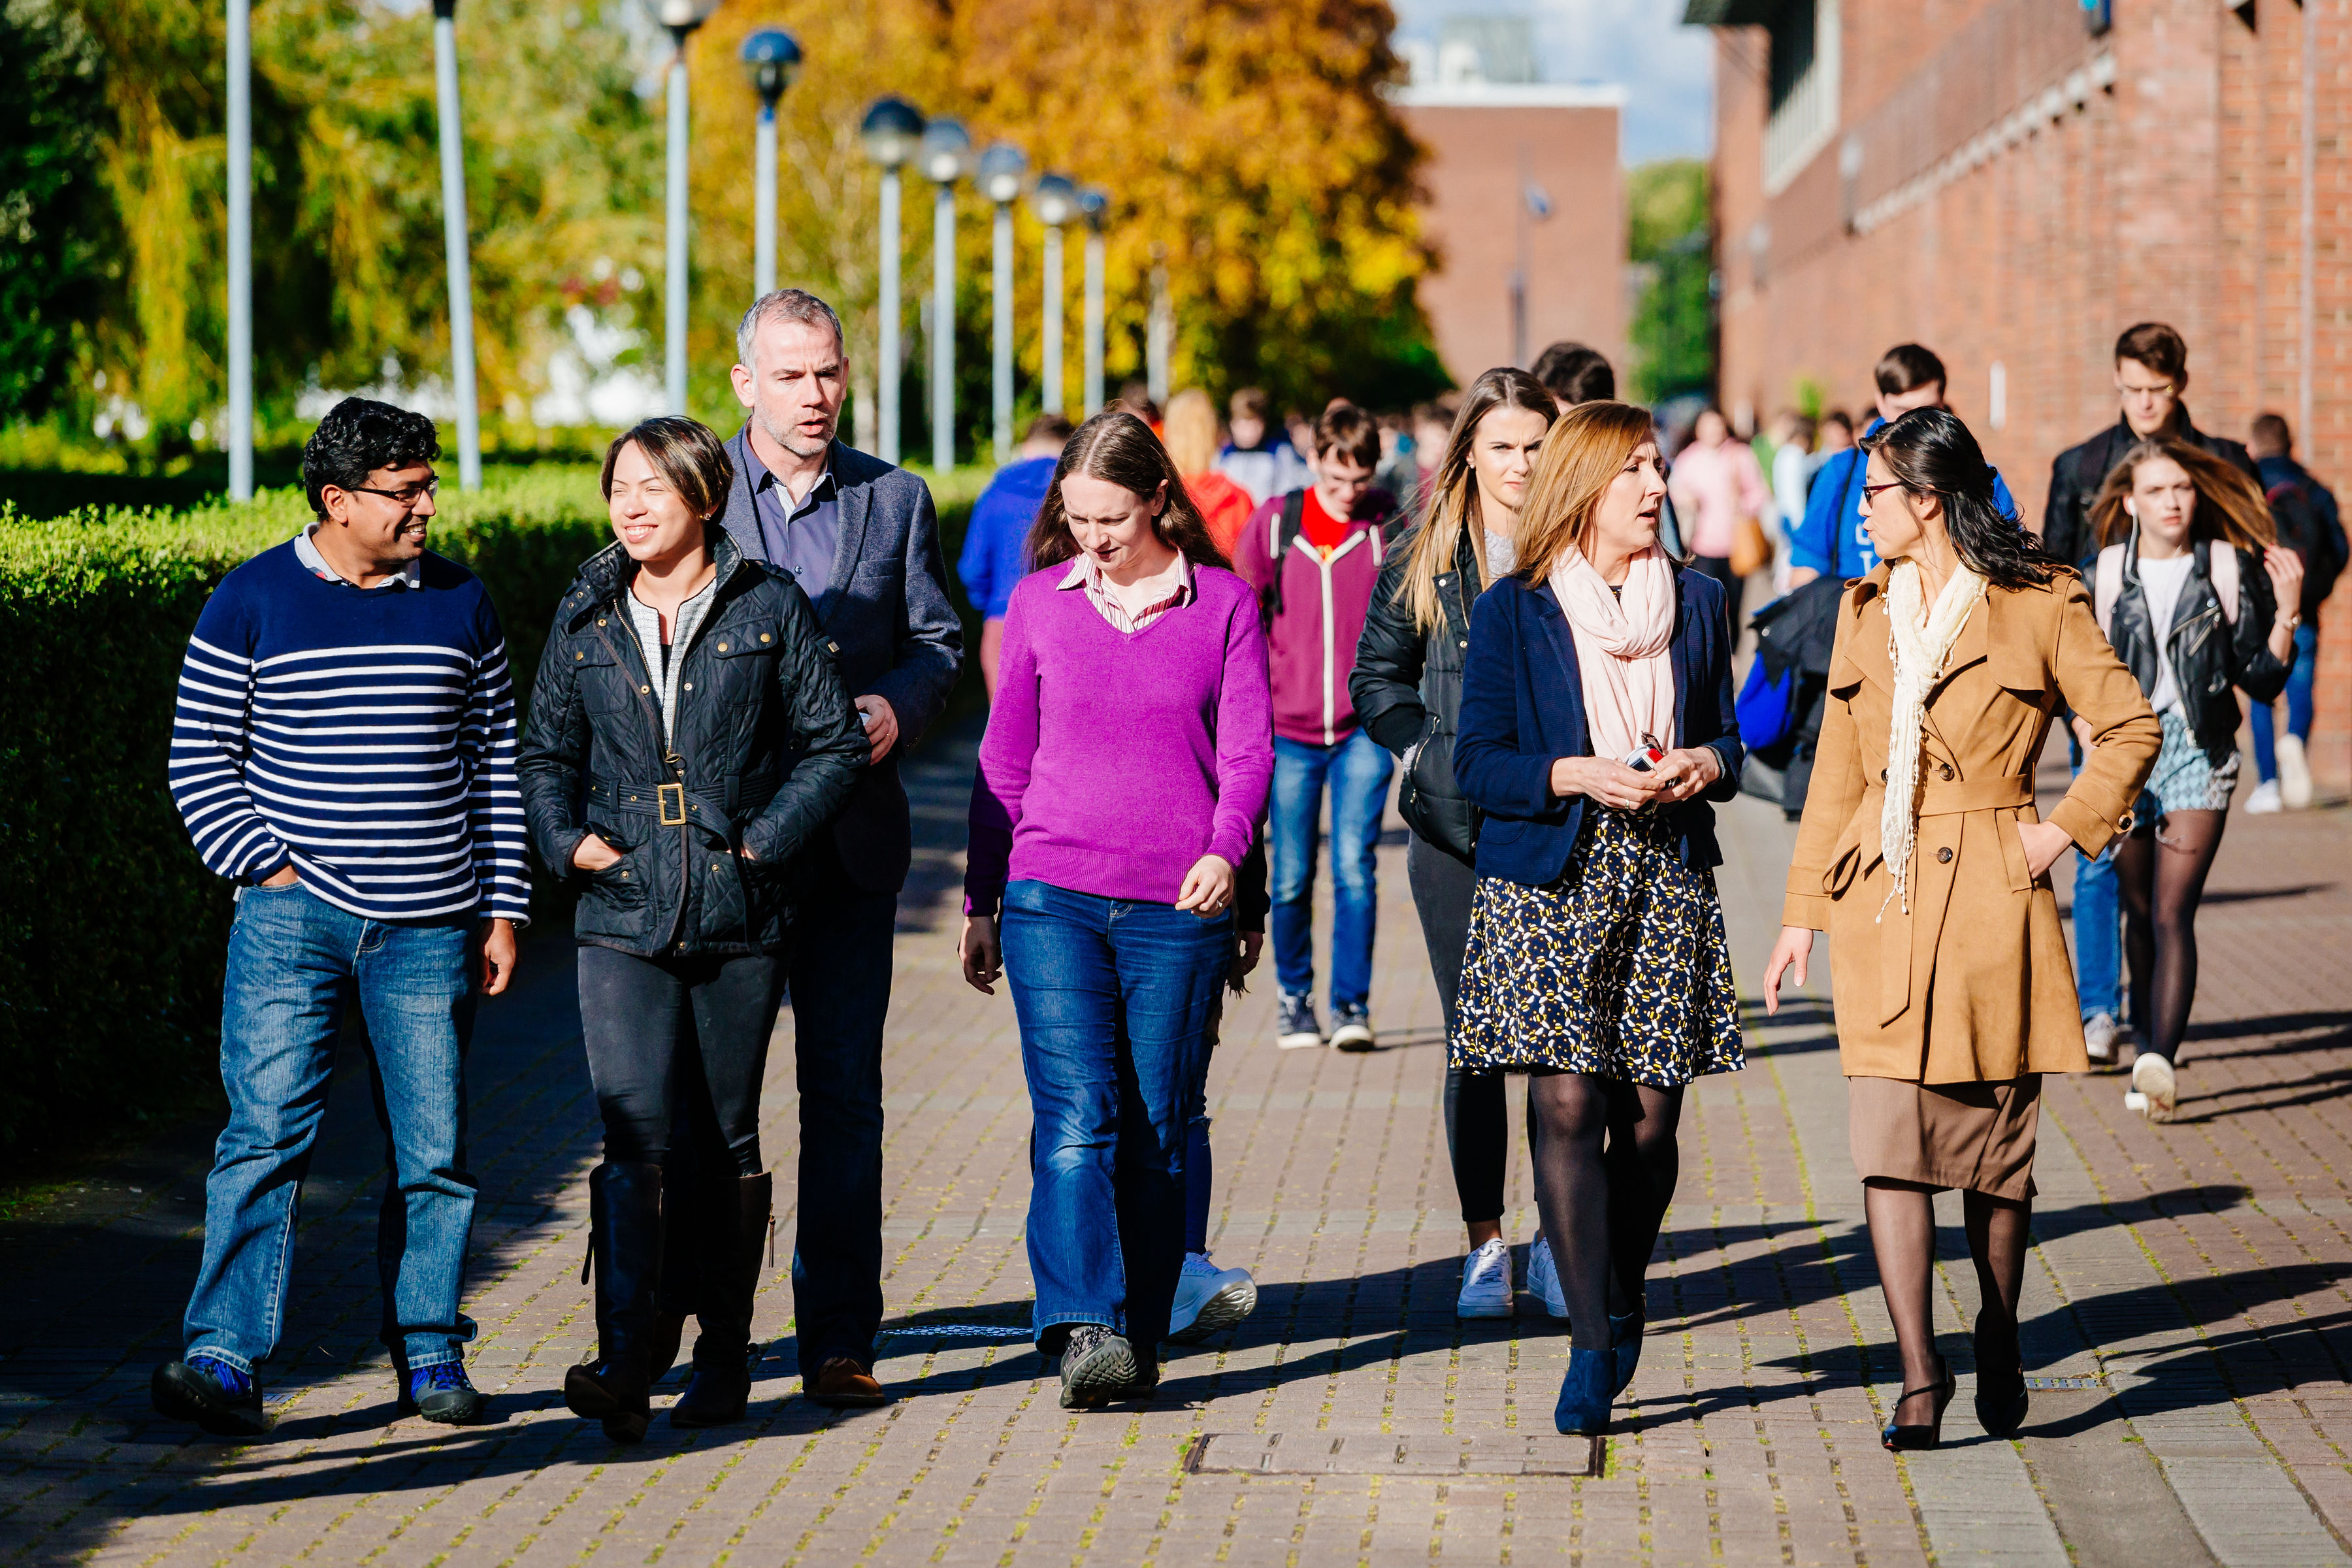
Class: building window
1763,0,1840,197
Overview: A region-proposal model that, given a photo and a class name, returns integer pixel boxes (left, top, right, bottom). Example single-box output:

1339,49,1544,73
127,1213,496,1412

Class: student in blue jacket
958,413,1073,695
1791,344,2015,586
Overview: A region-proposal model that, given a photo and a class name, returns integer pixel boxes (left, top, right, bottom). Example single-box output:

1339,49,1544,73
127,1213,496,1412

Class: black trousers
577,944,784,1175
1691,554,1746,633
1409,836,1516,1225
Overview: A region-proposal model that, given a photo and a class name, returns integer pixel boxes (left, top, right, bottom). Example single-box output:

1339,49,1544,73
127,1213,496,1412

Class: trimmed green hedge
0,463,987,1157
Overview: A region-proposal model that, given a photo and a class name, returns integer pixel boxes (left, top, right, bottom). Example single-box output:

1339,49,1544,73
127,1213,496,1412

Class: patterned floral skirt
1452,806,1744,1086
2134,706,2238,825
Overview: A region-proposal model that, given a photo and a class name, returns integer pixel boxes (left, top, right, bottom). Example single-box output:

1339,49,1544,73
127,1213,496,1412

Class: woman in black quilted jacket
519,417,866,1441
1348,368,1554,1319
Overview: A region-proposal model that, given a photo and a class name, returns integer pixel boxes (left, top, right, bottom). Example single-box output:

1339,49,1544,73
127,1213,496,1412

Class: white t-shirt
2137,551,2196,713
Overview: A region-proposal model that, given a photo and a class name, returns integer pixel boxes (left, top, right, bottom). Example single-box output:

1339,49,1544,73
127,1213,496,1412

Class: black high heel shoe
1973,1311,2030,1439
1881,1355,1955,1452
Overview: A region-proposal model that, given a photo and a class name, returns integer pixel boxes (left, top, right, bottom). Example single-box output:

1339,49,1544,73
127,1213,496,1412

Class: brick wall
1712,0,2352,790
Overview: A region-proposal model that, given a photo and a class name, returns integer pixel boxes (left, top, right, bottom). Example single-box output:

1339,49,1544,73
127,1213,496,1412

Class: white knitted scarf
1880,558,1985,918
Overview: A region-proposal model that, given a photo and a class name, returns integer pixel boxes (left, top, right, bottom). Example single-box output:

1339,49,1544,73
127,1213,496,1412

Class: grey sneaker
1457,1238,1513,1319
1330,1004,1376,1052
1058,1326,1147,1409
1277,993,1323,1050
1168,1252,1258,1343
2083,1012,2119,1064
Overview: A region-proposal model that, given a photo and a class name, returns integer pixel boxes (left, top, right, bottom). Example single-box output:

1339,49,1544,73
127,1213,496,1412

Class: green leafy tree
0,0,115,423
1627,157,1712,406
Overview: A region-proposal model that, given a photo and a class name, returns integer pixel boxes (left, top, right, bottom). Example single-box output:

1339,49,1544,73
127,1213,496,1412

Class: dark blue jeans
183,883,479,1375
1002,879,1232,1353
1270,728,1393,1008
2251,622,2321,780
785,853,898,1373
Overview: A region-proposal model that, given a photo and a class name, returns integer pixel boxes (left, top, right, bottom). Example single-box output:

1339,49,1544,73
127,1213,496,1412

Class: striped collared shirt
1057,551,1195,633
620,570,719,746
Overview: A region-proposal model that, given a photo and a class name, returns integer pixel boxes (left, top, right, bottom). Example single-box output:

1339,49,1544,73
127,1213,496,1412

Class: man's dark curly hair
302,397,441,519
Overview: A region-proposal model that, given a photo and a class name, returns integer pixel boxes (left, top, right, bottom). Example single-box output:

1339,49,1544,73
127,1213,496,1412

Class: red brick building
1696,0,2352,787
1394,84,1628,385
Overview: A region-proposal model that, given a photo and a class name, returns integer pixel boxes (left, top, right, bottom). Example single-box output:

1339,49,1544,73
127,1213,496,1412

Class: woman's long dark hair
1859,407,2054,589
1026,410,1230,572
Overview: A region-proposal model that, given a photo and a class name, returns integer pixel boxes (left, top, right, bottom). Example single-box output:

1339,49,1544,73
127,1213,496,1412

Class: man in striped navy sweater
151,399,529,1436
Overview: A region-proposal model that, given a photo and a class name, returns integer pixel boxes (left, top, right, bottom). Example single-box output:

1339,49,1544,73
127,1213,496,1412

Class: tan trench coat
1782,566,2161,1083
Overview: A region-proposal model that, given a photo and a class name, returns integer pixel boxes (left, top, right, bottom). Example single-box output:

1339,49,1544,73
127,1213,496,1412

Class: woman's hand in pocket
2017,820,2073,880
572,832,622,872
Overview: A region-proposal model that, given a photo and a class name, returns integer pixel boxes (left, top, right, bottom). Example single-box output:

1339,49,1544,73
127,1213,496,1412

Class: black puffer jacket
518,535,868,956
1349,521,1485,862
2105,534,2290,760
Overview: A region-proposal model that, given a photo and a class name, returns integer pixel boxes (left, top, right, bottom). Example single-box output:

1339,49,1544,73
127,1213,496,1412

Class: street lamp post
919,118,970,474
647,0,721,415
431,0,481,490
861,97,924,466
1077,186,1107,417
740,29,802,300
225,0,252,498
1031,174,1077,417
977,142,1026,464
1147,246,1172,408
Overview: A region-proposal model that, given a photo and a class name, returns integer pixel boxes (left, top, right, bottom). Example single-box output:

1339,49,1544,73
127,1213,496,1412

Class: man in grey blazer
713,287,962,1407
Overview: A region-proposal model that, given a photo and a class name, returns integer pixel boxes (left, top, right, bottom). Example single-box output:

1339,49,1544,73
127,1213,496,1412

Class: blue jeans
2251,623,2321,781
183,884,479,1375
2073,843,2121,1021
1269,728,1393,1009
1001,879,1232,1352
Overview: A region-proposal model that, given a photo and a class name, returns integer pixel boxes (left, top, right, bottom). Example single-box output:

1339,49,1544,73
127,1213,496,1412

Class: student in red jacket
1234,402,1397,1052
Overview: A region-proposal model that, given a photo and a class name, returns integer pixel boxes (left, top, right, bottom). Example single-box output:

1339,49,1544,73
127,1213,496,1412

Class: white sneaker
1457,1238,1513,1318
2245,779,2283,815
1526,1235,1571,1320
1167,1252,1258,1343
2279,734,2315,809
2083,1012,2119,1064
2131,1052,2177,1122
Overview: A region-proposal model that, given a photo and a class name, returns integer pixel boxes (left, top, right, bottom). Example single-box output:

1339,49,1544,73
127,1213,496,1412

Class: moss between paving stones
0,463,986,1158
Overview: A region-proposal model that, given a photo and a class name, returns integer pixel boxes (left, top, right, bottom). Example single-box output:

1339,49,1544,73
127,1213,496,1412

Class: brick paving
4,723,2351,1566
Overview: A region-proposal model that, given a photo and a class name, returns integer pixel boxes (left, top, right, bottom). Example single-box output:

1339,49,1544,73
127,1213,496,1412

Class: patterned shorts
2133,707,2238,830
1452,806,1745,1086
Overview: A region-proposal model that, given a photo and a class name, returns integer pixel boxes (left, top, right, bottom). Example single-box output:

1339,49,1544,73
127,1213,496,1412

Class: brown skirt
1847,1075,2041,1200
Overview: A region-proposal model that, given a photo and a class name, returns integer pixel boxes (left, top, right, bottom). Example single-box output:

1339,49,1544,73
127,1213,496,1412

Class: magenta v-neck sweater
964,563,1273,915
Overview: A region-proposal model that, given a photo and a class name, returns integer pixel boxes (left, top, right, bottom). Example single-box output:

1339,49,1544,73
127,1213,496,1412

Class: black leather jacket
2105,534,2290,760
518,534,868,957
1349,521,1485,862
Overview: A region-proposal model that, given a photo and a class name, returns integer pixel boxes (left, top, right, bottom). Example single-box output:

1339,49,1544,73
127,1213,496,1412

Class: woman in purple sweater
960,411,1275,1411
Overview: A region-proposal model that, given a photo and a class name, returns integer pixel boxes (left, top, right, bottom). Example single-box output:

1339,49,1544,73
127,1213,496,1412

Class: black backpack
2266,476,2344,619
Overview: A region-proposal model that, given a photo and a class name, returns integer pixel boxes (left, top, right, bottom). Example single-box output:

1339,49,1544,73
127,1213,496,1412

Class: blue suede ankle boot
1609,1311,1644,1396
1554,1347,1614,1435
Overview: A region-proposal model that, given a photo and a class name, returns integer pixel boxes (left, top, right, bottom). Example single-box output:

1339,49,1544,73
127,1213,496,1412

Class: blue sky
1390,0,1716,165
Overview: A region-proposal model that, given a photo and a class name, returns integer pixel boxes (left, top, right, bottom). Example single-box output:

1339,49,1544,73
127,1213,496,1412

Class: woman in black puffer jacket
1349,368,1555,1316
520,417,866,1440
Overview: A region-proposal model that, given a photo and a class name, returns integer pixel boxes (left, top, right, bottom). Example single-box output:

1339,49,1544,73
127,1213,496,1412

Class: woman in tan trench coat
1763,410,2158,1452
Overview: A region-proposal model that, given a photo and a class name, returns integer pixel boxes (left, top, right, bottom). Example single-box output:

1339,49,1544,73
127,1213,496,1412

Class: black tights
1865,1181,2031,1422
2114,808,2227,1064
1527,1073,1683,1354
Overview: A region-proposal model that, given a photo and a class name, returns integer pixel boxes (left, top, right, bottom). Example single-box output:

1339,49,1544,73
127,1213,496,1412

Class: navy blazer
721,431,964,894
1453,567,1743,887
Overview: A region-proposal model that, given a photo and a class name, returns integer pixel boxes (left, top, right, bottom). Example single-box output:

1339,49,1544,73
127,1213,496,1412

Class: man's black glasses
347,478,440,506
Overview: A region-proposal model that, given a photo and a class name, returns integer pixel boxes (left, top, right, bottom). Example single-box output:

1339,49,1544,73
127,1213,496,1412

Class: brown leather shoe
805,1356,888,1408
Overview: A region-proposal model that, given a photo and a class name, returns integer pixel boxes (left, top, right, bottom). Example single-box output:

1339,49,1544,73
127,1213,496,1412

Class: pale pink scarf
1548,545,1678,761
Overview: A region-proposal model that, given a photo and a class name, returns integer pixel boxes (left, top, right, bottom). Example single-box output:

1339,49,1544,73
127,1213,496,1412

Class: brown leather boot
806,1356,889,1409
670,1173,772,1428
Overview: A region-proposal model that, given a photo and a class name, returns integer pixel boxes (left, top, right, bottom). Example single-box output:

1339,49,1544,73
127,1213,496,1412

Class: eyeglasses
1859,480,1906,505
346,477,440,508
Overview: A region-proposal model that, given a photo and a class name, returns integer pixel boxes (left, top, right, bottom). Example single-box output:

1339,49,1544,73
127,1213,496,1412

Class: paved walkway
5,725,2351,1567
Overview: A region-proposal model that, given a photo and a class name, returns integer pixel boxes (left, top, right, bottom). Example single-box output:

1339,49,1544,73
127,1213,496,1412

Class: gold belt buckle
657,783,687,826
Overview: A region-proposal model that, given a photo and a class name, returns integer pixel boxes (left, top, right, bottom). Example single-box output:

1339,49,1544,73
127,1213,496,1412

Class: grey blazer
721,427,964,894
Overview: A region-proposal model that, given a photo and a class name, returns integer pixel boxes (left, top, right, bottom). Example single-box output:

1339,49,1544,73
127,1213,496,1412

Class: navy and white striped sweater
170,540,531,923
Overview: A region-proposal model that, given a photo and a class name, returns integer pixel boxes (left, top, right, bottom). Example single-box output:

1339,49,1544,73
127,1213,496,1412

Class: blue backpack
1735,654,1800,755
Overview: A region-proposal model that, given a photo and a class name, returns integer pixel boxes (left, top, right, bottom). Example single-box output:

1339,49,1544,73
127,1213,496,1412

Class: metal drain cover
1184,1431,1603,1477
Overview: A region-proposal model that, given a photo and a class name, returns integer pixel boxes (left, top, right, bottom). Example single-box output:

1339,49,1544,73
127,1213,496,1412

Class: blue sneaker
1554,1347,1614,1436
405,1361,486,1425
152,1354,267,1437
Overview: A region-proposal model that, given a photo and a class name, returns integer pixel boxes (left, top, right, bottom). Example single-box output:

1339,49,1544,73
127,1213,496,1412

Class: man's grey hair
736,288,845,368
